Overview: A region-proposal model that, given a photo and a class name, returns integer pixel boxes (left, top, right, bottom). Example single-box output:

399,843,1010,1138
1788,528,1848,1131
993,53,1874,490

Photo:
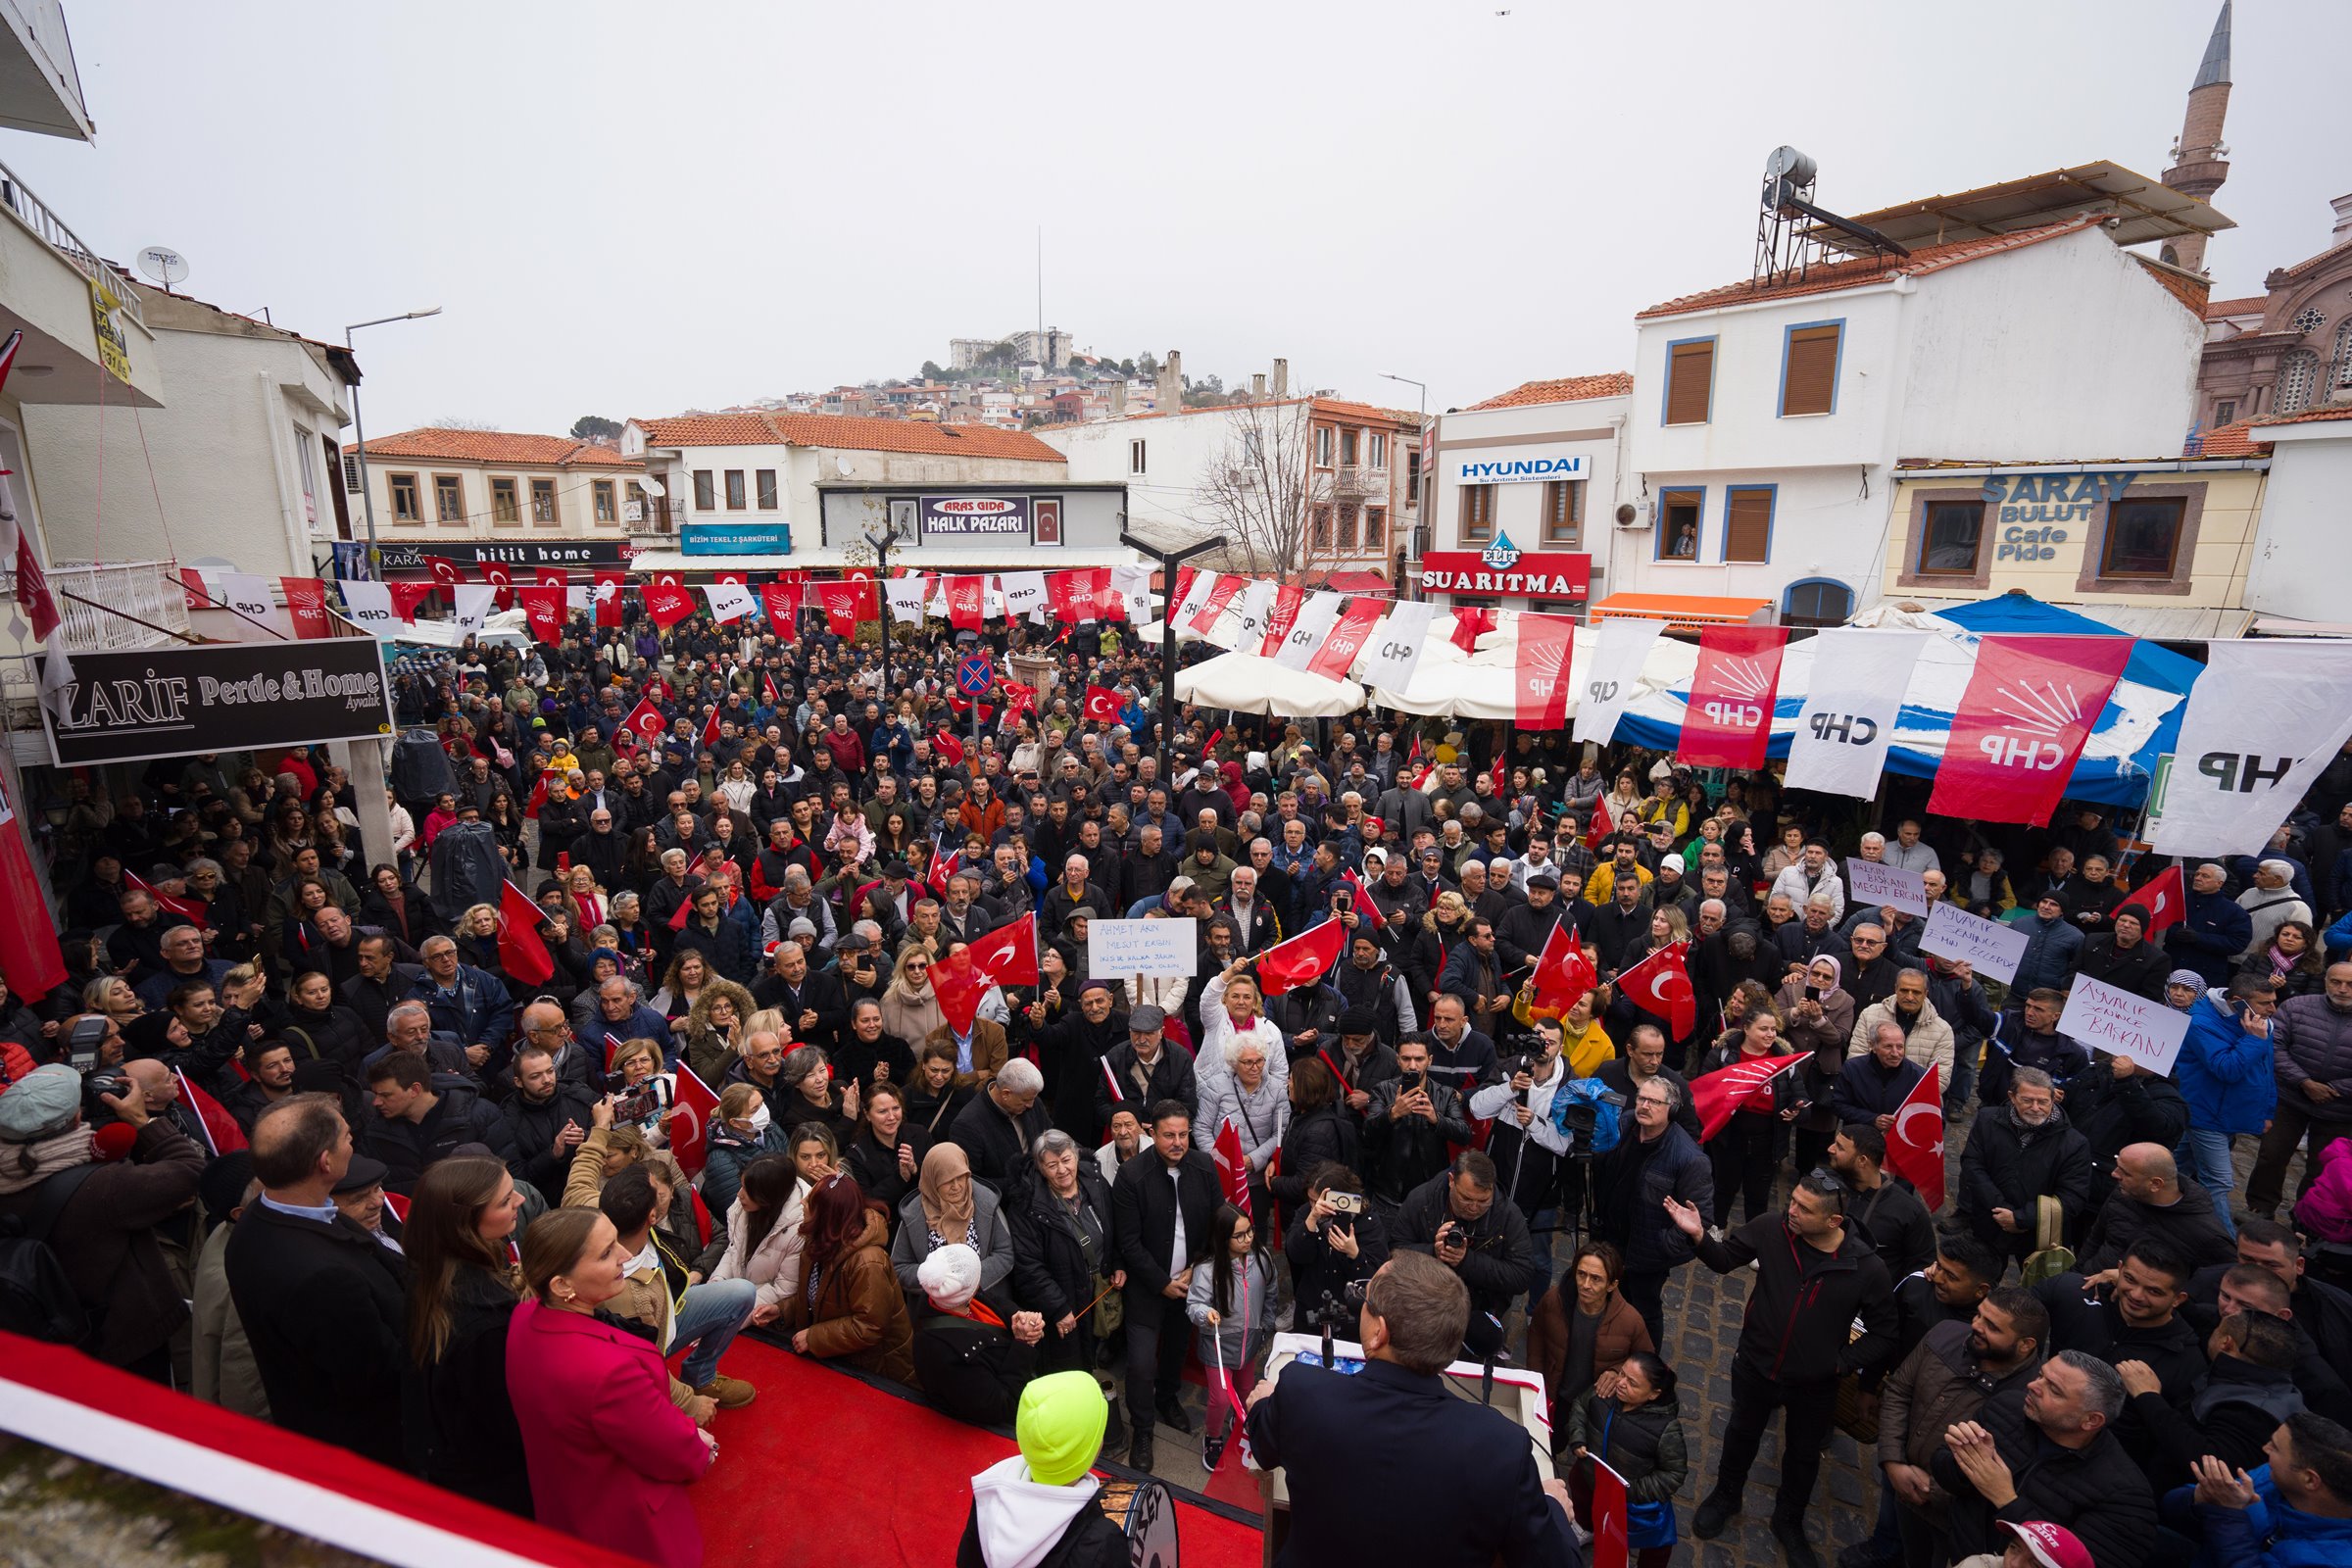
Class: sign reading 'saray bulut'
37,640,395,767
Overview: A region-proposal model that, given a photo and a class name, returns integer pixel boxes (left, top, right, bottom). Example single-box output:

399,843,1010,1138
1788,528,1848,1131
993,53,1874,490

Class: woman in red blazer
507,1207,716,1568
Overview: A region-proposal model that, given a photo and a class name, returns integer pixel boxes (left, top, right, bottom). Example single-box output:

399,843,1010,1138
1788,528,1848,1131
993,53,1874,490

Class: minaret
2161,1,2231,272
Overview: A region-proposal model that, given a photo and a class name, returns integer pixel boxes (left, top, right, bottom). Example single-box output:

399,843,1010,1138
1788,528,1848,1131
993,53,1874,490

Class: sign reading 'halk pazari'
36,640,395,768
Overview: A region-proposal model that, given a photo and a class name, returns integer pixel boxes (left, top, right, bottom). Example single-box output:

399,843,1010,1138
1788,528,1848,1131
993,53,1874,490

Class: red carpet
692,1338,1264,1568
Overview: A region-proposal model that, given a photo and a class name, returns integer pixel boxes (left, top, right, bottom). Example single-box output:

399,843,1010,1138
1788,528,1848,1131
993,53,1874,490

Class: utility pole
866,511,904,721
1118,522,1221,784
1380,372,1428,601
344,307,444,581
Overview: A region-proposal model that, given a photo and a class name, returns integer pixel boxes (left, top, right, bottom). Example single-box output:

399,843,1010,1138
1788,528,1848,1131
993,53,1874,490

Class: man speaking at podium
1244,1250,1581,1567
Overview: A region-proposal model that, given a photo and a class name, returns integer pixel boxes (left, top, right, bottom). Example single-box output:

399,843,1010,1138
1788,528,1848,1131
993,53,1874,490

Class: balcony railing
0,158,145,326
0,558,190,710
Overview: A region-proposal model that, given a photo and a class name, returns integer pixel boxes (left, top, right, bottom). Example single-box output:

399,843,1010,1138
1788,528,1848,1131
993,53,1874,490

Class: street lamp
1119,522,1221,783
864,506,909,720
345,307,445,579
1379,372,1428,598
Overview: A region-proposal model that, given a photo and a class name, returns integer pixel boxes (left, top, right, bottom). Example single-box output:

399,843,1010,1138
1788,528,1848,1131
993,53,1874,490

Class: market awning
1589,593,1772,633
625,547,1146,575
1322,570,1396,595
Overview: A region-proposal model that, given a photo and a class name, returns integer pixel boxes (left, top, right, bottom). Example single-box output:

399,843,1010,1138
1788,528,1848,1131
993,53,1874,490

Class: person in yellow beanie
956,1369,1130,1568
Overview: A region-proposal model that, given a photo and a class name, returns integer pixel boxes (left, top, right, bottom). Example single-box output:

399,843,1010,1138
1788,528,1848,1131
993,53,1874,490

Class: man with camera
1469,1016,1576,1225
1244,1250,1580,1567
1392,1151,1547,1361
1362,1035,1473,1212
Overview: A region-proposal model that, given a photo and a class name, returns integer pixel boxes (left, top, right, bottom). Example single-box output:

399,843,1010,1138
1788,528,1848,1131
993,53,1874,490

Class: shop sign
921,496,1034,539
680,523,793,556
1446,447,1586,485
1419,533,1591,598
36,639,395,767
1982,470,2139,563
366,540,637,573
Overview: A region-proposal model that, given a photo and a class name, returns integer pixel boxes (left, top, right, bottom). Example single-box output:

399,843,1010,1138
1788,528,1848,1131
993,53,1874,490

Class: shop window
1657,488,1702,561
1460,484,1495,543
389,473,420,521
1916,501,1984,576
530,478,559,525
1542,480,1581,546
1663,338,1715,426
1779,321,1841,416
725,469,747,510
757,469,778,508
2101,497,2187,578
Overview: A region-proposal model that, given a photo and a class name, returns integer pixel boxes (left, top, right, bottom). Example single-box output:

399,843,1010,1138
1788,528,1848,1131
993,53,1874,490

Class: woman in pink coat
507,1207,716,1568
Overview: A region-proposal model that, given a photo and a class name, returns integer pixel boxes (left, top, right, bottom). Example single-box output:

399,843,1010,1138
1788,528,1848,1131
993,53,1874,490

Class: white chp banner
219,572,290,640
1001,570,1049,617
2057,973,2192,1075
1172,570,1219,630
1359,600,1435,693
450,584,497,636
704,580,755,624
1210,579,1276,652
2150,641,2352,858
1111,565,1154,624
884,576,928,625
1573,617,1663,744
340,580,398,635
1273,592,1346,672
1784,628,1928,799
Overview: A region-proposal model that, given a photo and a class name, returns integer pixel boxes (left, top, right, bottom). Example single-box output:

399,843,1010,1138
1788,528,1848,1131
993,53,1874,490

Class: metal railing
0,558,188,652
0,158,145,327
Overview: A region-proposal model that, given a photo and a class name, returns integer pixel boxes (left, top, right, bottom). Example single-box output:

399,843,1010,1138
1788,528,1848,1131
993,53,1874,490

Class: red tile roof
1309,398,1422,426
1635,218,2098,319
1466,372,1634,410
345,428,641,467
2132,256,2212,317
2191,420,2270,457
2250,404,2352,429
2204,295,2267,318
631,411,1065,463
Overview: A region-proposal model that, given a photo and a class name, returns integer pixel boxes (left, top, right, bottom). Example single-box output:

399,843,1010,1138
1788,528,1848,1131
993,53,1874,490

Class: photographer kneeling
1393,1150,1547,1360
1286,1161,1390,1334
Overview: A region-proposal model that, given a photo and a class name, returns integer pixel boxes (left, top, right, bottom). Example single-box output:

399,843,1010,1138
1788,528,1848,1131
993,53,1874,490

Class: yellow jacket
1584,859,1652,906
1566,1020,1616,1079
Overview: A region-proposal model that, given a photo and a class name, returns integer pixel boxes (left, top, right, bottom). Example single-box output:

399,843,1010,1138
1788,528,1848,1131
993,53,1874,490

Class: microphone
92,1121,139,1162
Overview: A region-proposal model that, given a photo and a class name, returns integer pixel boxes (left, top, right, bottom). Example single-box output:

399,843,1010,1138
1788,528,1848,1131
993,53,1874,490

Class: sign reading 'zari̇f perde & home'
35,640,395,767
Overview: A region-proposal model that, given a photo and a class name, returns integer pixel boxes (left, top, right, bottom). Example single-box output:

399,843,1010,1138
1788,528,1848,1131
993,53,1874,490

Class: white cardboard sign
1845,858,1931,917
1088,918,1199,979
2056,973,2191,1076
1917,901,2030,986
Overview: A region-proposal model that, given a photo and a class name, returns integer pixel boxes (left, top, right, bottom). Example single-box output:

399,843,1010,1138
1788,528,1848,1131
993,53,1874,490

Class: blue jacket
420,963,515,1051
2327,906,2352,963
2011,911,2084,995
2170,889,2255,986
2177,991,2279,1136
2164,1462,2352,1568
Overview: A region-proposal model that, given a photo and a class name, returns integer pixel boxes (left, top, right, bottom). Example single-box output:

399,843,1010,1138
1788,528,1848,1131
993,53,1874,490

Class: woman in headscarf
889,1142,1015,1318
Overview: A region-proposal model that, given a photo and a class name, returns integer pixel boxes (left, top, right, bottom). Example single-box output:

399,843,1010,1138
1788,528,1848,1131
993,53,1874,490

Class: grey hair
2050,1348,2126,1426
1637,1077,1684,1110
782,866,810,891
1223,1036,1270,1069
2012,1065,2055,1093
386,1000,432,1029
778,1045,826,1088
182,857,221,879
420,934,457,956
661,848,689,868
995,1057,1044,1097
1872,1021,1906,1048
1896,968,1930,986
1032,1129,1079,1164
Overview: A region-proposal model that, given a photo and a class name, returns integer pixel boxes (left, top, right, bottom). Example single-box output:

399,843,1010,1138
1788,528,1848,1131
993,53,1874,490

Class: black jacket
1592,1058,1702,1144
1957,1105,2094,1250
948,1090,1050,1196
2076,1179,2237,1279
1595,1121,1715,1275
1361,1076,1473,1205
1032,1006,1127,1142
2076,931,2172,1002
956,1495,1129,1568
1693,1212,1898,1384
363,1080,523,1194
1270,1103,1358,1215
405,1261,529,1515
1110,1147,1221,1297
913,1312,1036,1430
1848,1175,1936,1280
1245,1358,1577,1568
2031,1273,2210,1421
2063,1062,2192,1184
502,1081,598,1197
1392,1171,1548,1321
225,1203,411,1467
1932,1383,2158,1568
1008,1162,1118,1330
1093,1040,1199,1133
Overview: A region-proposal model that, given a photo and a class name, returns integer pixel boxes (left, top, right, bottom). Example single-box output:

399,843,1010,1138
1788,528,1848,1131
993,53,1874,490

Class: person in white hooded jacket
706,1153,807,1322
956,1369,1129,1568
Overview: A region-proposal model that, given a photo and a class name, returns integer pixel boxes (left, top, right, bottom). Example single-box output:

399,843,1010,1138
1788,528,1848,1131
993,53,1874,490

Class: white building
1618,214,2206,627
1422,373,1630,618
2239,406,2352,627
343,427,645,581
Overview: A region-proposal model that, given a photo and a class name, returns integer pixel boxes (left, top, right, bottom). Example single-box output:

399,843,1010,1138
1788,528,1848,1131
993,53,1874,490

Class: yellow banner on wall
89,279,130,382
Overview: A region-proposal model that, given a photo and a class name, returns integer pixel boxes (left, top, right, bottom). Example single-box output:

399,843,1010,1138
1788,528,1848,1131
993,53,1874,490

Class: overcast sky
15,1,2345,435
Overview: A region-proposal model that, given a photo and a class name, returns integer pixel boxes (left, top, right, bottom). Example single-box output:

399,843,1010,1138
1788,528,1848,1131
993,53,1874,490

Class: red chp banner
809,579,865,636
1189,575,1244,634
515,586,564,645
642,579,696,631
758,582,800,627
1513,612,1577,730
388,580,438,621
280,577,330,640
944,575,986,632
1678,625,1788,769
1307,599,1387,682
1926,634,2134,825
1258,584,1306,659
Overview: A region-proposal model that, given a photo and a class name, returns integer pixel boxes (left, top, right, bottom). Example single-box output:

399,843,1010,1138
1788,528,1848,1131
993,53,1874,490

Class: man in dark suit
1111,1098,1222,1471
1245,1250,1580,1567
223,1094,410,1468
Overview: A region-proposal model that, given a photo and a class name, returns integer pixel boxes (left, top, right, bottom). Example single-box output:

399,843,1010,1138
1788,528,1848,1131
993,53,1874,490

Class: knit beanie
1016,1370,1108,1488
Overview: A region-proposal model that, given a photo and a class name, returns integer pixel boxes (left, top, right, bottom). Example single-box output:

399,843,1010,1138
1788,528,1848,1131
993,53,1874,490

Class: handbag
2022,1193,2077,1287
1091,1272,1123,1336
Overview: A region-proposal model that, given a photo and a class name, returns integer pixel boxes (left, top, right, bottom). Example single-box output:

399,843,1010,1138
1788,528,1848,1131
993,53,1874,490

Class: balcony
0,153,165,408
0,557,191,730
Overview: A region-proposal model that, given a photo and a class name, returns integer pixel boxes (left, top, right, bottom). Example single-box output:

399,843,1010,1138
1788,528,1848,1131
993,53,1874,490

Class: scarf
0,1127,96,1198
917,1141,976,1240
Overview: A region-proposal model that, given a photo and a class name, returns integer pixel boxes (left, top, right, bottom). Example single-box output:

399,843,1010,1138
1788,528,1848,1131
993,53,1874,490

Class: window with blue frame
1779,321,1842,417
1657,488,1702,560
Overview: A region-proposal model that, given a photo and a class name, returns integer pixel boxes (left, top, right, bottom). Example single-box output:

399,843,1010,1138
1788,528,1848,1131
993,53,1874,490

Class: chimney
1109,380,1126,416
2333,194,2352,245
1156,350,1182,412
1251,373,1266,401
1273,359,1289,398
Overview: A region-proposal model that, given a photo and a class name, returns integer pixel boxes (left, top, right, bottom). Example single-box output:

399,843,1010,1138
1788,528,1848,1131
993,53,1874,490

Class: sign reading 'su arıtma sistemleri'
36,640,395,767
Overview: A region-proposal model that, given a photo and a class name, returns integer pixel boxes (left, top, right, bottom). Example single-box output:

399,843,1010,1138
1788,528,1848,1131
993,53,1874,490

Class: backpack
0,1163,98,1345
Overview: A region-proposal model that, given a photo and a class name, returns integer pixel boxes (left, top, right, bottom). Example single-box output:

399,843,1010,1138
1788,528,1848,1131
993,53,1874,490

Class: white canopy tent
1366,613,1697,720
1174,651,1364,717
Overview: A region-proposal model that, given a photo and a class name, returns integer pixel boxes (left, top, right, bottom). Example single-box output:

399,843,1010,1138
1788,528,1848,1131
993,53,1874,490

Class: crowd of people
10,591,2352,1568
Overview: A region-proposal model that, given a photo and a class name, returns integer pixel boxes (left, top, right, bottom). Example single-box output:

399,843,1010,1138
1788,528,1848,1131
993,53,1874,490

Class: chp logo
1479,532,1523,573
1981,678,2086,771
1699,658,1774,730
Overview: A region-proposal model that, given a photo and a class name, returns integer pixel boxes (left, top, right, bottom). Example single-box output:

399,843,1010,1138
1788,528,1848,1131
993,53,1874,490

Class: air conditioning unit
1614,500,1649,530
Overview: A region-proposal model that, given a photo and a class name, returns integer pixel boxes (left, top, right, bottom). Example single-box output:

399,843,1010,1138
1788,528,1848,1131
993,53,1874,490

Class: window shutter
342,455,362,492
1665,341,1713,425
1724,490,1773,563
1782,325,1839,416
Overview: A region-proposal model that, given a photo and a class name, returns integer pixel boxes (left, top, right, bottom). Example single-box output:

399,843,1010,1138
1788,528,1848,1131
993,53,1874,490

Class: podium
1247,1332,1556,1565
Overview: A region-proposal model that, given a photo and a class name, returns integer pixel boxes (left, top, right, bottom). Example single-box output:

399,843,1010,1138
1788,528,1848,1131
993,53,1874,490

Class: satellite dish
835,455,854,478
637,475,665,498
137,245,189,288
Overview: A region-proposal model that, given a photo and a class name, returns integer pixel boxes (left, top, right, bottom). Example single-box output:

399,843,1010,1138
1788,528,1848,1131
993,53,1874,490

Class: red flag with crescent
496,881,555,986
619,696,668,745
931,914,1040,1034
593,569,624,627
1884,1066,1946,1210
1689,1051,1813,1142
1251,919,1345,998
669,1065,721,1176
421,555,465,589
1616,940,1696,1038
2129,864,2185,936
1212,1119,1252,1218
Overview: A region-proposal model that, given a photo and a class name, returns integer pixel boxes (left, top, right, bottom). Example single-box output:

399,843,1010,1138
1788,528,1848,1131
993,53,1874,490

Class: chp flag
1211,1119,1253,1218
2150,641,2352,858
1358,600,1435,695
1927,635,2134,825
1883,1066,1945,1210
1573,616,1663,746
1689,1051,1813,1142
1783,628,1928,800
1678,626,1788,770
173,1068,249,1157
497,882,555,986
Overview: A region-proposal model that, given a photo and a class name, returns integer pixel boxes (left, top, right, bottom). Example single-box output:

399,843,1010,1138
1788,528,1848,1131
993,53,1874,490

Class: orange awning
1589,592,1772,635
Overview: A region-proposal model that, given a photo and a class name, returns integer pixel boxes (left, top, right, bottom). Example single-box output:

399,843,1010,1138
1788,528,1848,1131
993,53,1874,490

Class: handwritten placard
1845,858,1930,916
1918,901,2030,986
2056,973,2190,1075
1089,918,1199,979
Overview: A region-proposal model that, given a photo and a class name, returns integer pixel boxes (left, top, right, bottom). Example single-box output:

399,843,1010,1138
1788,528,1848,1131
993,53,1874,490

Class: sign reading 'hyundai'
1445,447,1588,485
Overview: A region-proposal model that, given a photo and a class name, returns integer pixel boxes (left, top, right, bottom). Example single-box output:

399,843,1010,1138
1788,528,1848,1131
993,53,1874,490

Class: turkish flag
124,867,207,927
1514,612,1577,730
945,575,986,632
178,565,210,612
1258,583,1306,659
593,569,624,627
1531,922,1597,1011
1003,679,1038,722
652,570,683,588
1679,625,1788,769
668,1065,722,1176
13,525,58,640
0,770,64,998
702,705,723,750
619,695,668,745
278,577,330,639
496,881,555,986
1212,1119,1253,1218
1689,1051,1812,1142
421,555,465,589
2129,864,2186,935
668,882,701,931
810,579,863,636
1251,919,1345,997
1189,574,1244,634
1587,794,1616,851
762,670,781,706
173,1068,248,1156
759,582,799,627
927,849,958,899
1307,598,1387,682
478,561,515,611
642,579,696,631
524,767,558,819
1883,1065,1946,1210
1449,606,1496,655
516,585,564,644
1928,635,2134,826
932,729,964,767
1083,685,1123,725
533,567,568,591
388,579,437,621
932,914,1041,1034
1591,1457,1631,1568
1616,941,1696,1038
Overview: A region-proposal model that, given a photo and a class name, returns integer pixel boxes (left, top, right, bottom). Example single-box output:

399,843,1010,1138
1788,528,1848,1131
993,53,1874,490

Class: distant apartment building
343,428,647,579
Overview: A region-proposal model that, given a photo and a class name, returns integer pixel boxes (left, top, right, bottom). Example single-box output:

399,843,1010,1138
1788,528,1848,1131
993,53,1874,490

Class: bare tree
431,415,499,431
1192,396,1344,589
